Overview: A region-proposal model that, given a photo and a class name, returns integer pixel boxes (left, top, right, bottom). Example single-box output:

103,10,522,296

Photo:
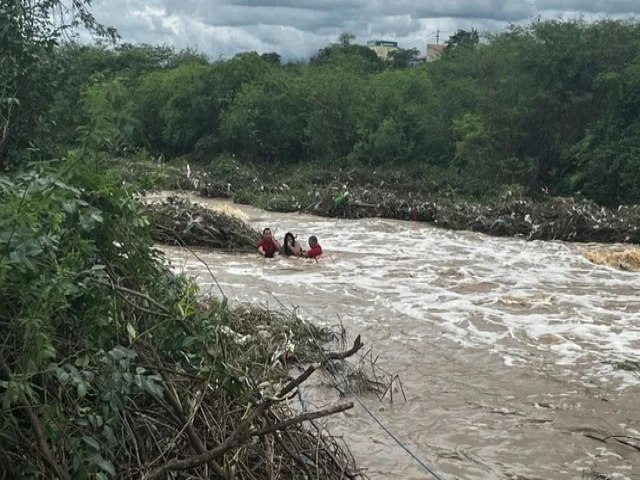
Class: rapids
157,193,640,480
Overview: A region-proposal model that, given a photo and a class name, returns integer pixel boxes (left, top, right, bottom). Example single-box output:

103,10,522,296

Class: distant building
426,43,445,62
366,40,399,60
410,52,426,66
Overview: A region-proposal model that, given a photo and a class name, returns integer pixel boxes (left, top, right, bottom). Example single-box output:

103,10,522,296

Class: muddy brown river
156,193,639,480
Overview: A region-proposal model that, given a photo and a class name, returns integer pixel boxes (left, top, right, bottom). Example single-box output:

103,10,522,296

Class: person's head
262,228,273,241
284,232,295,246
281,232,295,256
308,235,318,247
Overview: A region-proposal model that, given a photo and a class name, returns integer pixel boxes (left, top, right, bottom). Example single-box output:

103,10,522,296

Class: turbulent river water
157,193,639,480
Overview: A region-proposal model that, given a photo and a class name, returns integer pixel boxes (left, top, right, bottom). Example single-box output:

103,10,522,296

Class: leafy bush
0,153,360,480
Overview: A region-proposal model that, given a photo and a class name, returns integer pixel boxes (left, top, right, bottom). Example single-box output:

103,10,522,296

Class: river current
156,193,639,480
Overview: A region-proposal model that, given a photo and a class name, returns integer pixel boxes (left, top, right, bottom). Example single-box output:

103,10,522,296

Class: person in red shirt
303,235,322,259
257,228,280,258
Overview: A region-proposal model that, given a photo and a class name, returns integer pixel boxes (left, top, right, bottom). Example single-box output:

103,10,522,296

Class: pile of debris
307,184,640,244
2,171,390,479
147,196,259,250
140,160,640,245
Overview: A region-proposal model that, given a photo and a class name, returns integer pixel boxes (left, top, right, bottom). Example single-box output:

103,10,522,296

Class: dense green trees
220,70,310,161
4,19,640,205
0,0,116,167
430,20,640,202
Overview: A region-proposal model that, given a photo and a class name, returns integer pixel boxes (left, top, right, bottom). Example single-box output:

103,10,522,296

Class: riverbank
125,156,640,245
0,164,377,479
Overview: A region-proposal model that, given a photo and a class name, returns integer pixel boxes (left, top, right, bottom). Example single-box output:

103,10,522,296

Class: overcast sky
91,0,640,60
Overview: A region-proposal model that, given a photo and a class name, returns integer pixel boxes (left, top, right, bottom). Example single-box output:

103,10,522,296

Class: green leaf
108,345,137,361
74,356,90,368
143,378,164,397
126,322,137,340
0,177,15,193
62,201,76,214
103,426,117,447
90,454,116,476
56,368,70,384
82,435,100,451
77,381,87,398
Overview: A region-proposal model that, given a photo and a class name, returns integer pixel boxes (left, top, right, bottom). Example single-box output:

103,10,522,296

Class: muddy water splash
157,193,640,480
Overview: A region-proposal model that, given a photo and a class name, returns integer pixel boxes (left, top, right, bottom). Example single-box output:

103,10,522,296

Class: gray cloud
534,0,640,15
222,0,368,11
91,0,640,60
195,6,341,30
372,0,535,21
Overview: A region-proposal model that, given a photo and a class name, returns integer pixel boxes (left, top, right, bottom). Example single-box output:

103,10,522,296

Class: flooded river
157,193,639,480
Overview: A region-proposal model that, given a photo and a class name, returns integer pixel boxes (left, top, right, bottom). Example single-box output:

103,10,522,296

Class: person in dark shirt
257,228,280,258
303,235,322,259
281,232,303,257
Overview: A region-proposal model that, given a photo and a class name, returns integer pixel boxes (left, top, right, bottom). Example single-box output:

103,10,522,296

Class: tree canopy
4,22,640,205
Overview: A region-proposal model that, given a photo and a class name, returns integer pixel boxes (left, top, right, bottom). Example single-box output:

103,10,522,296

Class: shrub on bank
0,160,366,479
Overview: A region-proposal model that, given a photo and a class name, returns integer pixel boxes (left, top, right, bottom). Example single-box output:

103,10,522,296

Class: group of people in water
257,228,323,259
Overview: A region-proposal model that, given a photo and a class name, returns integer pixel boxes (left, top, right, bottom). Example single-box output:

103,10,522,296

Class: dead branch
144,402,353,479
251,402,353,437
97,279,170,313
276,335,363,400
142,336,363,480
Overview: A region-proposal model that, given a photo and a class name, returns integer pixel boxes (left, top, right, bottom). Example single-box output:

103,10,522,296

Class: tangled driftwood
2,293,378,479
138,161,640,244
137,325,367,480
147,197,259,250
308,184,640,244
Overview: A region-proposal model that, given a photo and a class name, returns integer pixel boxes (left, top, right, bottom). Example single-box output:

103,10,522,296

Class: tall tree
444,29,480,54
311,33,383,73
387,48,421,68
338,32,356,47
0,0,116,168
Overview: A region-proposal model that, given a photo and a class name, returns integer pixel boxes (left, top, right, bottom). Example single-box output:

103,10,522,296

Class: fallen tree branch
275,335,363,400
97,279,170,313
142,336,363,480
585,433,640,452
251,402,353,437
143,403,353,479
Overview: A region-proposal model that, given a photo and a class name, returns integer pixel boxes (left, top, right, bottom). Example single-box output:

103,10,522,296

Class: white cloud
90,0,640,60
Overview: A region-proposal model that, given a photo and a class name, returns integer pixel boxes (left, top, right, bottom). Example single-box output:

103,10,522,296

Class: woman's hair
281,232,295,256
